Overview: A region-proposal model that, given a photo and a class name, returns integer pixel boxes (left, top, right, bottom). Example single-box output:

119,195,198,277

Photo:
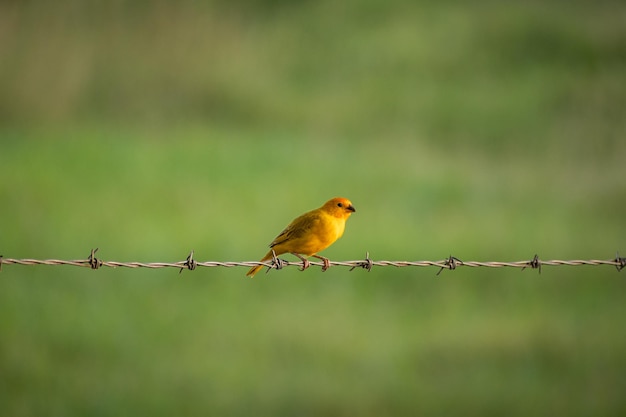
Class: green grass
1,1,626,416
2,133,625,417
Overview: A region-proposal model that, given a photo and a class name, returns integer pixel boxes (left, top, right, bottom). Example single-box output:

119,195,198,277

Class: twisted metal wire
1,249,624,273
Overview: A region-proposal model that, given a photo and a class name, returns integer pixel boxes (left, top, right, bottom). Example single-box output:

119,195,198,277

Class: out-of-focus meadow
1,0,625,415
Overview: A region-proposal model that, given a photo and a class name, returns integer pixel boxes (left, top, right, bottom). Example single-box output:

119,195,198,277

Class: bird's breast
296,215,345,255
317,215,345,246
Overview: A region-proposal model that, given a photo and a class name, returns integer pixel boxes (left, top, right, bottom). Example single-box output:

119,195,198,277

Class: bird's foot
292,253,310,271
300,258,310,271
313,255,331,272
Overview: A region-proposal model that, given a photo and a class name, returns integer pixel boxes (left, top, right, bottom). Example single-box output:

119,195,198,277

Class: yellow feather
246,197,355,277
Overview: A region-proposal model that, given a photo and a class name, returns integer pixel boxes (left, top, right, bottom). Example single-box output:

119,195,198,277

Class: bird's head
323,197,356,219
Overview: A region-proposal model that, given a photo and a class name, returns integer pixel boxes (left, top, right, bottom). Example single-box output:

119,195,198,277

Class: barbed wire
1,249,624,274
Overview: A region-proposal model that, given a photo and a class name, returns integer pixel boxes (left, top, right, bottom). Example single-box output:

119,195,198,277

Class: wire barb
266,249,287,274
0,255,3,272
180,250,197,274
88,248,102,270
350,251,373,272
615,252,625,272
522,254,542,274
437,255,462,276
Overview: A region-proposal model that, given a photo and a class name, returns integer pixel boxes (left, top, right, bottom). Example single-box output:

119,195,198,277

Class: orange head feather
321,197,356,219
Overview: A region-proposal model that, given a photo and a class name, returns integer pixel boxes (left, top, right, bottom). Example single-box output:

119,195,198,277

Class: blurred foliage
1,0,625,150
1,1,625,416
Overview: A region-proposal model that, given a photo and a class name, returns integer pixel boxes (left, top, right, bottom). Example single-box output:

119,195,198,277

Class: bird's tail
246,251,273,278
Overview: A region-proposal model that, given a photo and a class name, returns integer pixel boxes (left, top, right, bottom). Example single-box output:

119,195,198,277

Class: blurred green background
1,0,625,415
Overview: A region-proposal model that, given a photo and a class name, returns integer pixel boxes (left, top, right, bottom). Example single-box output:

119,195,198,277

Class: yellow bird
246,197,356,277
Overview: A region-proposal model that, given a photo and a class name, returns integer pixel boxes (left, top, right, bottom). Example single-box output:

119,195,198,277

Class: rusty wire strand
0,250,624,273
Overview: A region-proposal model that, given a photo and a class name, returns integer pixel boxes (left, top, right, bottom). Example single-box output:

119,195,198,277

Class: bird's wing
269,211,319,248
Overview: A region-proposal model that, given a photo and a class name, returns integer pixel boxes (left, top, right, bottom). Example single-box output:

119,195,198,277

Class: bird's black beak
347,205,356,212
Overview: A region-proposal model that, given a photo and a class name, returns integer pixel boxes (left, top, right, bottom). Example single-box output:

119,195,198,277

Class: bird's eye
337,202,343,207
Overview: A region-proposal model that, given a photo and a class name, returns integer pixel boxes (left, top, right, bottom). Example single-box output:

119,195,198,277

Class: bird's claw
299,258,310,271
321,258,330,272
